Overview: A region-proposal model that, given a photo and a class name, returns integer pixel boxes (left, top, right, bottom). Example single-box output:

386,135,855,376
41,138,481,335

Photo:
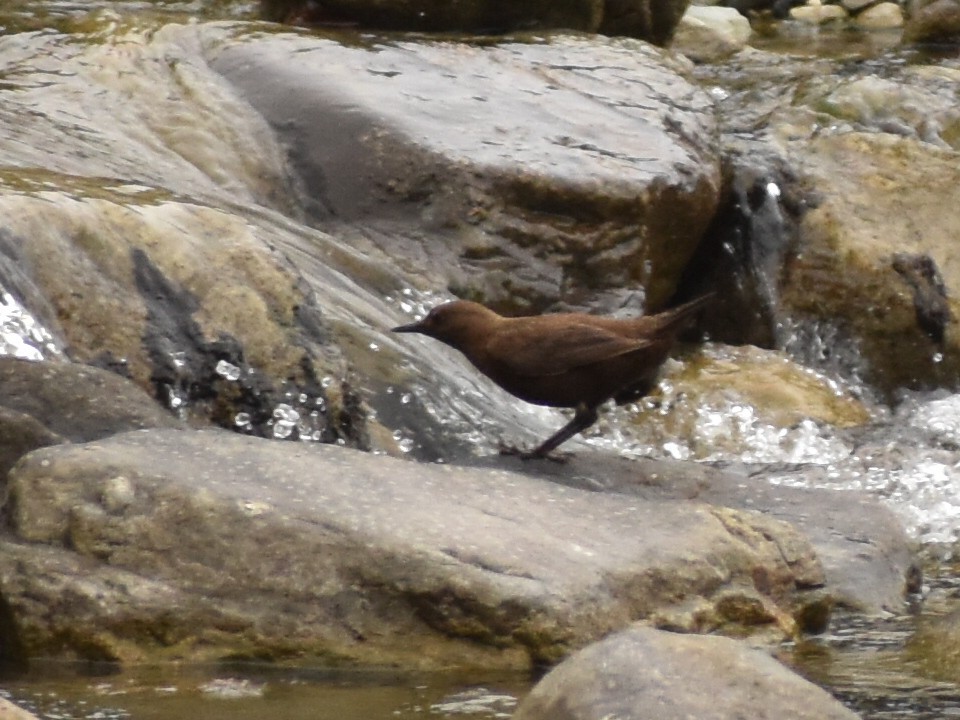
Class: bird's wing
487,322,654,377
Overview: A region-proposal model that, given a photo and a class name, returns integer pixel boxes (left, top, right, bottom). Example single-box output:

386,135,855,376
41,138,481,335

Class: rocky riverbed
0,1,959,718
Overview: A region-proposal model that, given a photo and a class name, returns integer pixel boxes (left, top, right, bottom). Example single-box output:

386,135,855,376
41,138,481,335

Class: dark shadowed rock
260,0,696,45
260,0,605,35
0,358,182,442
0,406,61,484
2,428,826,668
903,0,960,43
892,253,953,347
0,358,183,479
600,0,692,45
512,626,861,720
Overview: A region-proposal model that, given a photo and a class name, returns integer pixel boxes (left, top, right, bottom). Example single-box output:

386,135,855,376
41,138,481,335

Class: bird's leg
500,403,600,461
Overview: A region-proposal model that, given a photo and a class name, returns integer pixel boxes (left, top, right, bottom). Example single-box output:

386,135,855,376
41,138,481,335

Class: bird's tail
650,292,715,334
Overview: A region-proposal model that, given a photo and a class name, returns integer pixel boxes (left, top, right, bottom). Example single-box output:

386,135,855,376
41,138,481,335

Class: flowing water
3,1,960,717
0,663,526,720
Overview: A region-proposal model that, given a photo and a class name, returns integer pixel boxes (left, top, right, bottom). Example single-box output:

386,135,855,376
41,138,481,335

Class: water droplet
321,376,333,388
273,404,300,423
662,441,688,461
235,412,251,429
369,342,380,352
215,359,241,381
709,86,729,100
933,352,944,364
400,393,412,405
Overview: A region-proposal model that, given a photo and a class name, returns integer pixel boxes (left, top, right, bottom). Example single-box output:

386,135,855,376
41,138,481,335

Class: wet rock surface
781,133,960,394
513,625,861,720
208,29,720,316
688,48,960,396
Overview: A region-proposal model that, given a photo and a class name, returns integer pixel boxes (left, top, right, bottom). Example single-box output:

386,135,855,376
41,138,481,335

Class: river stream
2,1,960,718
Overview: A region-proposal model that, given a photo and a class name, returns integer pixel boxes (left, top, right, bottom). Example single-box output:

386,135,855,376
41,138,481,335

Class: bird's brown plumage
392,295,712,459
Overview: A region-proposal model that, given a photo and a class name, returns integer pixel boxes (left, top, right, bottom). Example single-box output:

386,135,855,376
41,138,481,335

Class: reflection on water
784,563,960,720
0,0,257,33
0,663,529,720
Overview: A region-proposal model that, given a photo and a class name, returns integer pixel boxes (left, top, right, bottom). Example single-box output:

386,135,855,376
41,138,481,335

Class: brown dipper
392,294,713,459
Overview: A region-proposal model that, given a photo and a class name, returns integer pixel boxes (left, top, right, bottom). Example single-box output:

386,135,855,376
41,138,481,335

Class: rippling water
0,664,527,720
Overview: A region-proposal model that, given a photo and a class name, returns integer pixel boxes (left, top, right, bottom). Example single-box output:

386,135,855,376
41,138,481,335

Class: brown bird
392,294,713,459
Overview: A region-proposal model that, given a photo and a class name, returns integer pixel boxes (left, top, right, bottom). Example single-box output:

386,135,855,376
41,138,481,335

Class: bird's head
392,300,499,349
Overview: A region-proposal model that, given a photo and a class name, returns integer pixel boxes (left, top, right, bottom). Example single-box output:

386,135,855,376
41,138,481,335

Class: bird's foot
498,441,571,464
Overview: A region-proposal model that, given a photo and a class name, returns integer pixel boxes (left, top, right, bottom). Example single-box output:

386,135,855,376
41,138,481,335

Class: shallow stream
3,1,960,718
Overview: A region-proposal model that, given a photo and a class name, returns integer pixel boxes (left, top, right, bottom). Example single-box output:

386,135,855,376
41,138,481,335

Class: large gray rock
0,23,724,462
1,428,826,668
208,29,719,315
513,626,861,720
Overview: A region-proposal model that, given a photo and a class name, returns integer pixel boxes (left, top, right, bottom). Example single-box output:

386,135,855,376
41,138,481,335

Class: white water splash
0,291,63,361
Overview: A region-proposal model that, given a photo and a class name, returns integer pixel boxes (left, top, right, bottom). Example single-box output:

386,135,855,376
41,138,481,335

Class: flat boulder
3,427,824,669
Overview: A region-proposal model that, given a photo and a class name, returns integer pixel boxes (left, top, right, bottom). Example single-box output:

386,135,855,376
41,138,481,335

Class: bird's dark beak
392,320,424,334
